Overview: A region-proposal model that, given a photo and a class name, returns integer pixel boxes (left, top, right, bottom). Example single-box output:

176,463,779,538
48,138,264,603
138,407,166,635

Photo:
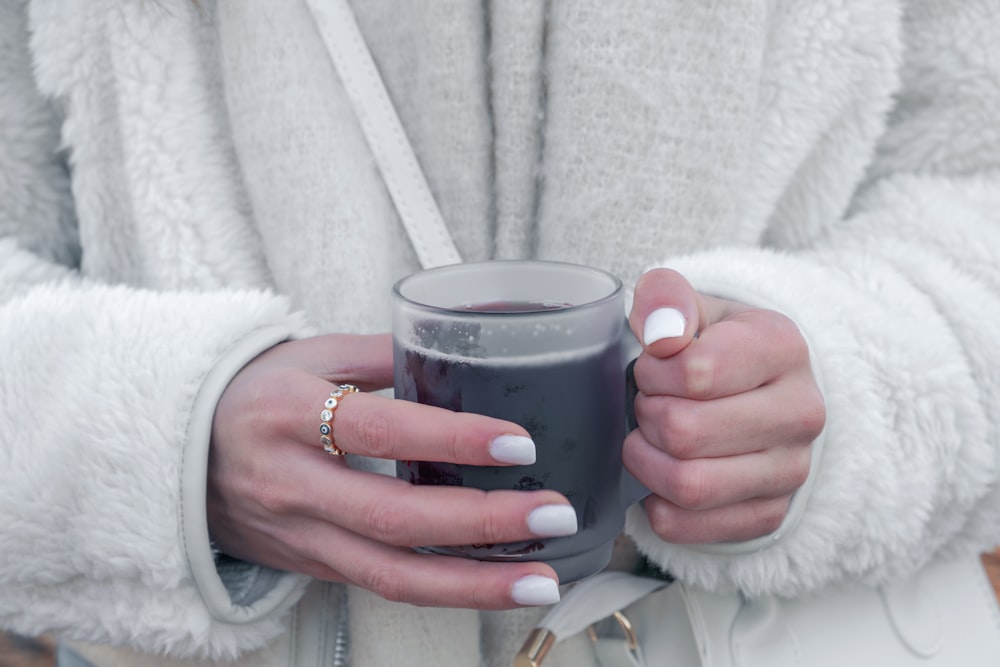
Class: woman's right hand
207,333,576,609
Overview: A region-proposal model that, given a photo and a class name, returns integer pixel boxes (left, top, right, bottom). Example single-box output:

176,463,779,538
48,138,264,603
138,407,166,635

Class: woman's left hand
626,268,826,544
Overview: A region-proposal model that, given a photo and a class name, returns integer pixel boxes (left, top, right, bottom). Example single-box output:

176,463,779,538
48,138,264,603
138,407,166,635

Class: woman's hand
207,334,575,609
627,269,825,544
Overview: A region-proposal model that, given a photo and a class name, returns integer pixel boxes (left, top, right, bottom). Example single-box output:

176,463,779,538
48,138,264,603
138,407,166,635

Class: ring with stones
319,384,359,456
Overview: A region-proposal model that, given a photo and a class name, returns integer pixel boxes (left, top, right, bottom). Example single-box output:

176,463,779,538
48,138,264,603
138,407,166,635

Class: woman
2,1,998,665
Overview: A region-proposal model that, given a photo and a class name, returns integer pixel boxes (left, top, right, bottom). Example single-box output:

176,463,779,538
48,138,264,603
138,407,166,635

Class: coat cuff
182,325,311,623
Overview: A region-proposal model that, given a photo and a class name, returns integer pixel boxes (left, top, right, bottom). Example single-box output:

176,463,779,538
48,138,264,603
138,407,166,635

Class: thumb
628,268,701,358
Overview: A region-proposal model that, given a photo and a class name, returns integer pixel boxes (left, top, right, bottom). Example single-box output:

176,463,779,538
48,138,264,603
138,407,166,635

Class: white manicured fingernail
490,435,536,465
643,307,686,344
511,574,560,606
527,505,578,537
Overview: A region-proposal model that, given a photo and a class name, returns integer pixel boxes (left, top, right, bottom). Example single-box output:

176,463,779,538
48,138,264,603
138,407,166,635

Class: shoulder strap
304,0,463,269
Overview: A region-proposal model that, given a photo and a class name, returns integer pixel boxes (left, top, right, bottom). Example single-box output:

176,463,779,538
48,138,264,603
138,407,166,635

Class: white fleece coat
2,0,1000,666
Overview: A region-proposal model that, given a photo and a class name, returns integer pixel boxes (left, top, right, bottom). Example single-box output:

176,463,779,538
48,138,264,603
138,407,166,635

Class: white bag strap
516,572,669,667
304,0,463,269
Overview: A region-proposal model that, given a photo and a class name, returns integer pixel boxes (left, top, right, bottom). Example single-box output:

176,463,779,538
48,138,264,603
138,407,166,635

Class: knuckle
631,355,657,395
244,371,304,438
621,430,645,469
798,388,827,440
631,393,655,431
771,313,810,362
645,499,680,542
477,502,506,546
671,463,711,510
439,421,466,463
365,566,410,603
253,478,294,516
657,407,703,459
787,447,813,489
365,500,412,545
242,389,281,435
466,581,492,609
352,410,394,458
753,500,788,535
679,353,718,399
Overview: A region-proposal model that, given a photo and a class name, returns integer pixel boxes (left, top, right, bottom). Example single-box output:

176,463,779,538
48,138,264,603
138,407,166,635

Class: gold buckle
514,611,637,666
586,611,638,652
514,628,556,667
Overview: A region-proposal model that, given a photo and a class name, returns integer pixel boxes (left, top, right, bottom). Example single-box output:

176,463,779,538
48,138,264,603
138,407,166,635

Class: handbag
515,554,1000,666
306,2,1000,665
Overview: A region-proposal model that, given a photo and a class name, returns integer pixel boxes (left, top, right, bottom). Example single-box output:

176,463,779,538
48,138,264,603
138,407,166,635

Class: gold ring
319,384,359,455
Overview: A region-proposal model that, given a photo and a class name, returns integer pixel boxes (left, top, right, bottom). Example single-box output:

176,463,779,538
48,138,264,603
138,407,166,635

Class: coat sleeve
626,0,1000,597
0,6,309,660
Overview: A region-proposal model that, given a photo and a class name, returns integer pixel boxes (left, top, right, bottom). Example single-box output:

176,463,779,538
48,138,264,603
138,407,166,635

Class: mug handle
621,327,652,508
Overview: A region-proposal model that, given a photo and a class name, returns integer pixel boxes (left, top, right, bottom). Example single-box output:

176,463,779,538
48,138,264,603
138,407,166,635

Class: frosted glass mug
392,260,647,583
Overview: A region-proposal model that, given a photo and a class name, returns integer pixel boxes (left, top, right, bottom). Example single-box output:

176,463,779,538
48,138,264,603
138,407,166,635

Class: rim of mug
392,260,624,315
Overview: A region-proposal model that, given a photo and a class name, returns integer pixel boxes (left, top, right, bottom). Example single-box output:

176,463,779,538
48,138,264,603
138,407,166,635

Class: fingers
283,457,576,547
211,412,575,608
328,534,560,608
209,331,574,610
624,284,823,544
285,515,563,608
628,269,702,358
624,362,820,531
332,392,534,464
632,377,825,459
238,368,578,549
228,333,537,466
623,419,809,543
641,494,793,544
623,425,811,511
243,369,536,465
211,497,564,609
633,307,810,400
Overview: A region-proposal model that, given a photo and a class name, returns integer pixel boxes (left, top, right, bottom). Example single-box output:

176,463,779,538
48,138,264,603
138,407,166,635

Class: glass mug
392,260,647,583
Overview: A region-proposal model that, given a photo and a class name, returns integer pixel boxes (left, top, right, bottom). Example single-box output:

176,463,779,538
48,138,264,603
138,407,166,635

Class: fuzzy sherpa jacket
2,0,1000,666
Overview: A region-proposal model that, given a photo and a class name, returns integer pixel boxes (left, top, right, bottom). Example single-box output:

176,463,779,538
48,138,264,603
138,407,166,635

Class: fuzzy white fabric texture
2,0,1000,665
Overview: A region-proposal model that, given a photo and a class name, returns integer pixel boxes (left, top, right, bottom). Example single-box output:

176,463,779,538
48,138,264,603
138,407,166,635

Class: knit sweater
2,0,1000,665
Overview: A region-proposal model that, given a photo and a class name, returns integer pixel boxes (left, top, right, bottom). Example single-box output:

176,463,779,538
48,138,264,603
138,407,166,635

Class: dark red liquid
393,330,626,564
